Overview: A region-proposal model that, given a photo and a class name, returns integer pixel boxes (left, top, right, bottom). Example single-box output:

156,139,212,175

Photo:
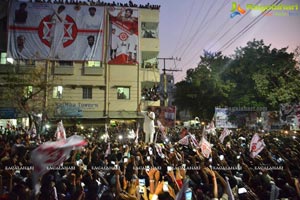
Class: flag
219,128,231,144
157,120,167,136
225,176,235,200
206,121,216,135
30,123,37,138
189,133,200,149
200,136,212,158
31,135,87,194
249,133,266,158
155,143,165,158
135,123,140,144
54,120,66,141
104,123,110,143
178,135,190,146
175,178,189,200
105,143,111,158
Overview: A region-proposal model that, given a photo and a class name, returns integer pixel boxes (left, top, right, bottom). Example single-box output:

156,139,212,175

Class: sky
112,0,300,83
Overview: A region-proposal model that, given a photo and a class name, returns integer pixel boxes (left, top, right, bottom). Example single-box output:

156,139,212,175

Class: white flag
219,128,231,144
178,135,190,146
189,133,200,149
135,123,140,144
200,136,212,158
31,135,87,194
54,120,66,141
104,123,110,143
249,133,266,158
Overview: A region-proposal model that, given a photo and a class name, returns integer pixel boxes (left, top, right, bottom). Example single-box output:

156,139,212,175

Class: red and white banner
219,128,231,144
107,7,139,64
189,133,200,149
249,133,266,158
8,1,104,61
54,120,66,141
200,136,212,158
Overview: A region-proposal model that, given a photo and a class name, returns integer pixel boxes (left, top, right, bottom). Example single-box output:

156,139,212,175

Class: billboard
149,106,176,128
215,108,238,128
280,103,300,130
107,7,139,65
7,1,104,61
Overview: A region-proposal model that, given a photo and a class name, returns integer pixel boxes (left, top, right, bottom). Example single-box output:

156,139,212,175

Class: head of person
112,28,116,34
125,8,133,18
87,35,95,47
19,2,27,10
147,107,152,113
17,35,25,49
57,5,65,13
88,7,96,16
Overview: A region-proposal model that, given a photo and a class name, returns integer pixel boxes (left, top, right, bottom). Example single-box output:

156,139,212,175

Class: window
53,86,63,98
141,22,159,38
83,87,92,99
1,52,7,64
58,61,73,66
87,61,101,67
24,86,33,98
117,87,130,100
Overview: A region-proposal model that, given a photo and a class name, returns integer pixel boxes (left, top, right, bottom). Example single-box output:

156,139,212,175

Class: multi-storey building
0,1,160,128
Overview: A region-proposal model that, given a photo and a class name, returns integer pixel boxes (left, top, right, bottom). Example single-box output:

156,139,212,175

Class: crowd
30,0,161,10
0,122,300,200
142,85,160,101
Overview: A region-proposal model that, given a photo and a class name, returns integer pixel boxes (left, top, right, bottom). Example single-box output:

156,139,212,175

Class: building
0,1,161,128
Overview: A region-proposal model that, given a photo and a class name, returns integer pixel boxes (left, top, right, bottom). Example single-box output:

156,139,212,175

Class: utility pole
157,57,181,107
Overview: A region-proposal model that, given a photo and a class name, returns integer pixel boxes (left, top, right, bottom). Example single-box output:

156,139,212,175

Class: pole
157,57,181,107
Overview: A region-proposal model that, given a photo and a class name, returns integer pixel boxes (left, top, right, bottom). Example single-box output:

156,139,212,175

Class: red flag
54,120,66,141
157,120,166,136
249,133,266,158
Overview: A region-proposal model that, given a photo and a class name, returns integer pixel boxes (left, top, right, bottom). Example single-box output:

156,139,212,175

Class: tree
224,39,300,109
1,65,56,132
175,51,234,120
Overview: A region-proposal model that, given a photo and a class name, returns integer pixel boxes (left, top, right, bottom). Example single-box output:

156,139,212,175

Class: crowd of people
0,122,300,200
142,85,160,101
31,0,161,10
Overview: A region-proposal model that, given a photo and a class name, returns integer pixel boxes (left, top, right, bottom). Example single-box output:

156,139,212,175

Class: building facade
0,1,160,127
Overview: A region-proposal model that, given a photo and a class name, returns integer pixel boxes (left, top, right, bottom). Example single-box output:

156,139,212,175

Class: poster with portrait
148,106,176,128
107,6,139,65
7,1,104,61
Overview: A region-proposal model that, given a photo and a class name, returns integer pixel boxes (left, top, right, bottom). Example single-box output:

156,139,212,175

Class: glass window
87,61,101,67
53,86,63,98
1,52,7,64
117,87,130,100
83,87,92,99
141,22,159,38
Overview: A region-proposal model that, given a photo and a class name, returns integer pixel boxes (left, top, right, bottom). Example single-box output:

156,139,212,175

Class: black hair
89,7,96,11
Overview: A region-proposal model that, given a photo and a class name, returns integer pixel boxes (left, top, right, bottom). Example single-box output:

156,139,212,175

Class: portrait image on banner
7,1,104,61
107,6,139,65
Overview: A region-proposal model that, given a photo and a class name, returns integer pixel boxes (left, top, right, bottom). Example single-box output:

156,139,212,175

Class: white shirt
141,111,155,134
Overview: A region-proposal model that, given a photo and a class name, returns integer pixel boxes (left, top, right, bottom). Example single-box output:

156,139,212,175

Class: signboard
107,7,139,64
215,108,237,128
55,103,83,117
7,1,104,61
0,108,17,119
149,106,176,128
280,104,300,130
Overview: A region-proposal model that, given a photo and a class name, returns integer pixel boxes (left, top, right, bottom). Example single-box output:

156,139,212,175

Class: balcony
0,64,16,73
83,66,103,76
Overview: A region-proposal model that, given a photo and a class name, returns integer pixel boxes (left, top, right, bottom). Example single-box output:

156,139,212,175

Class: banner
215,108,237,128
8,1,104,61
107,7,139,64
280,103,300,130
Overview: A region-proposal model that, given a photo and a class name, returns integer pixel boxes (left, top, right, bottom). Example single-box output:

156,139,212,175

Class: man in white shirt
82,7,101,29
138,103,155,144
